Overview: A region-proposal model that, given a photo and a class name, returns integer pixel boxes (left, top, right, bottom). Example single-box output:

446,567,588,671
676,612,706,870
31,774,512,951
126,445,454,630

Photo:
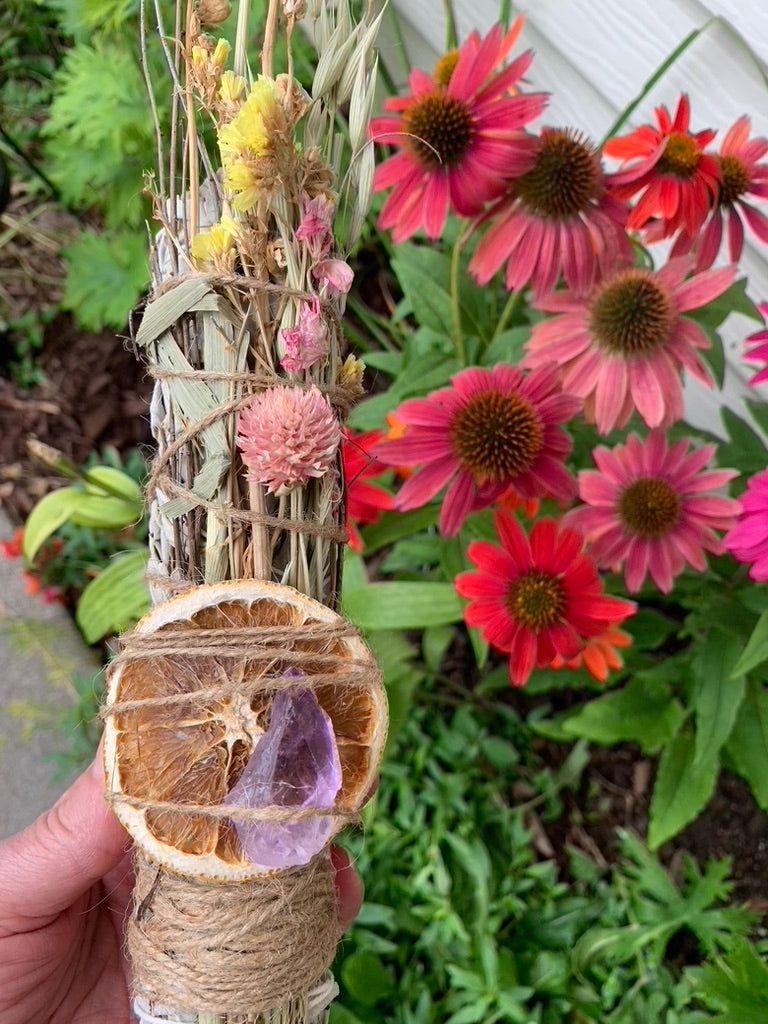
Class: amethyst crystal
225,684,342,869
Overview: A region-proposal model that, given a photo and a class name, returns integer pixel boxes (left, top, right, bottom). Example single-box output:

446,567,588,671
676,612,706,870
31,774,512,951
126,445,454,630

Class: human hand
0,752,363,1024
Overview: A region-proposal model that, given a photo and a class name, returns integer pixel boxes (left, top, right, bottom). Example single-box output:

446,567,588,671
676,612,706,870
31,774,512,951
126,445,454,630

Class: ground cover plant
1,0,768,1019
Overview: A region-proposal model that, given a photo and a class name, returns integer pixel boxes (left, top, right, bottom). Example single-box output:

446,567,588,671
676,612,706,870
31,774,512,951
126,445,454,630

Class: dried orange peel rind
102,579,386,882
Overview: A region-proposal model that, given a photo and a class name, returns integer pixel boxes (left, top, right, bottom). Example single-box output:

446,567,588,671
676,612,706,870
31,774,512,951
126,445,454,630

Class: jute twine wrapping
103,606,382,1015
127,852,337,1014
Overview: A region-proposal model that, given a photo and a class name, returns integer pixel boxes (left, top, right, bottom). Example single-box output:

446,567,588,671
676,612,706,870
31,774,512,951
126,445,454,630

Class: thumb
0,749,129,924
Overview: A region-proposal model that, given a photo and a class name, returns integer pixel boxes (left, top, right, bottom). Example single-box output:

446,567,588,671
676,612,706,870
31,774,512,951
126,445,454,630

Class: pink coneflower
469,127,632,298
740,302,768,387
455,511,636,686
237,385,340,494
603,94,720,239
564,431,738,594
369,18,547,243
672,116,768,270
723,468,768,581
522,257,735,433
374,364,580,537
550,623,632,683
341,428,394,551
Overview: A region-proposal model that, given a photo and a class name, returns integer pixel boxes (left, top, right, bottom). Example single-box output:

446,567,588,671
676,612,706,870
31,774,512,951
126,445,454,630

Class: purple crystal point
225,684,342,869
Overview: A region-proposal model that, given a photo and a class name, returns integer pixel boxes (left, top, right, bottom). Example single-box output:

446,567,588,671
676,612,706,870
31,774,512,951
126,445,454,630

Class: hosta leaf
75,549,149,643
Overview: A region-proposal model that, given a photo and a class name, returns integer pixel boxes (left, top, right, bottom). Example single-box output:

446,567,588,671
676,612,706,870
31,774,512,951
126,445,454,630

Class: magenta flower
741,303,768,387
369,18,547,243
723,468,768,580
374,364,580,537
523,257,734,433
279,297,329,373
469,127,632,299
564,431,738,594
237,385,340,494
454,511,635,686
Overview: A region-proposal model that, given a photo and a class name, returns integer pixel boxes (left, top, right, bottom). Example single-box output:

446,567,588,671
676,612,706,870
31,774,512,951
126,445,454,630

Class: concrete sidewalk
0,506,101,839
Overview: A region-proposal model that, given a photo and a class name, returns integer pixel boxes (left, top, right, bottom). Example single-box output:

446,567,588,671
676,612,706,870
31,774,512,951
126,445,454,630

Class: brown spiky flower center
515,128,601,219
433,49,459,87
618,477,680,537
450,390,542,483
718,154,749,206
506,571,564,629
656,133,699,177
403,92,473,169
588,269,674,356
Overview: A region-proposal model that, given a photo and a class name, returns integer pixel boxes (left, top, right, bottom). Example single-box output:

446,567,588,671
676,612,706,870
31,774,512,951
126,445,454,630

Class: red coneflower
369,18,547,242
550,623,632,683
564,431,738,594
742,302,768,387
455,511,635,686
522,257,734,433
603,93,720,239
374,364,580,537
341,428,394,551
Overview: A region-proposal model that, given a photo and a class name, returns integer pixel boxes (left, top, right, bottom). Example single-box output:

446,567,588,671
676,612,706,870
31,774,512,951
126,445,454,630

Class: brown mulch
0,313,152,524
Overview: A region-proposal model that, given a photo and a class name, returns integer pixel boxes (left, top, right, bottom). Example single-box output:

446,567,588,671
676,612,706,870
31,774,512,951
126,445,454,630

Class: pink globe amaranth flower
469,127,633,299
603,93,720,239
522,256,735,433
455,511,636,686
369,18,547,243
564,431,738,595
237,385,340,494
723,468,768,581
373,363,581,537
741,302,768,387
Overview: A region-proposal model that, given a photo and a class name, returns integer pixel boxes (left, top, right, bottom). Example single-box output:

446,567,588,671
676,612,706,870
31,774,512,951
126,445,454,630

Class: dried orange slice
102,579,386,881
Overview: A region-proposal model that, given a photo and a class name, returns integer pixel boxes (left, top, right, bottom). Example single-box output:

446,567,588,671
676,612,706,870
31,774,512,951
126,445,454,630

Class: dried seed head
282,0,306,18
196,0,231,27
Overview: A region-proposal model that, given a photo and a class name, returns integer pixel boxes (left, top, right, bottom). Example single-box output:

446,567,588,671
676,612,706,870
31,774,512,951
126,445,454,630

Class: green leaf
328,1004,366,1024
647,730,718,850
82,464,143,503
691,634,746,767
22,487,82,561
724,680,768,811
731,610,768,677
391,244,452,336
561,675,683,755
360,505,439,553
60,229,148,331
718,407,768,476
342,581,463,630
340,952,394,1006
687,938,768,1023
69,492,142,530
75,549,149,643
479,326,530,366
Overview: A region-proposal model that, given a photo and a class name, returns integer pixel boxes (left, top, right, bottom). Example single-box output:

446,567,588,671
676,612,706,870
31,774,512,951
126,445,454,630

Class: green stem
442,0,457,49
449,230,467,365
384,2,411,81
493,287,523,340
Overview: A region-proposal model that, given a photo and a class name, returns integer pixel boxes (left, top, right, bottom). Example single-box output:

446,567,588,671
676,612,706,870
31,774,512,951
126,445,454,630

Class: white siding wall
379,1,768,432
